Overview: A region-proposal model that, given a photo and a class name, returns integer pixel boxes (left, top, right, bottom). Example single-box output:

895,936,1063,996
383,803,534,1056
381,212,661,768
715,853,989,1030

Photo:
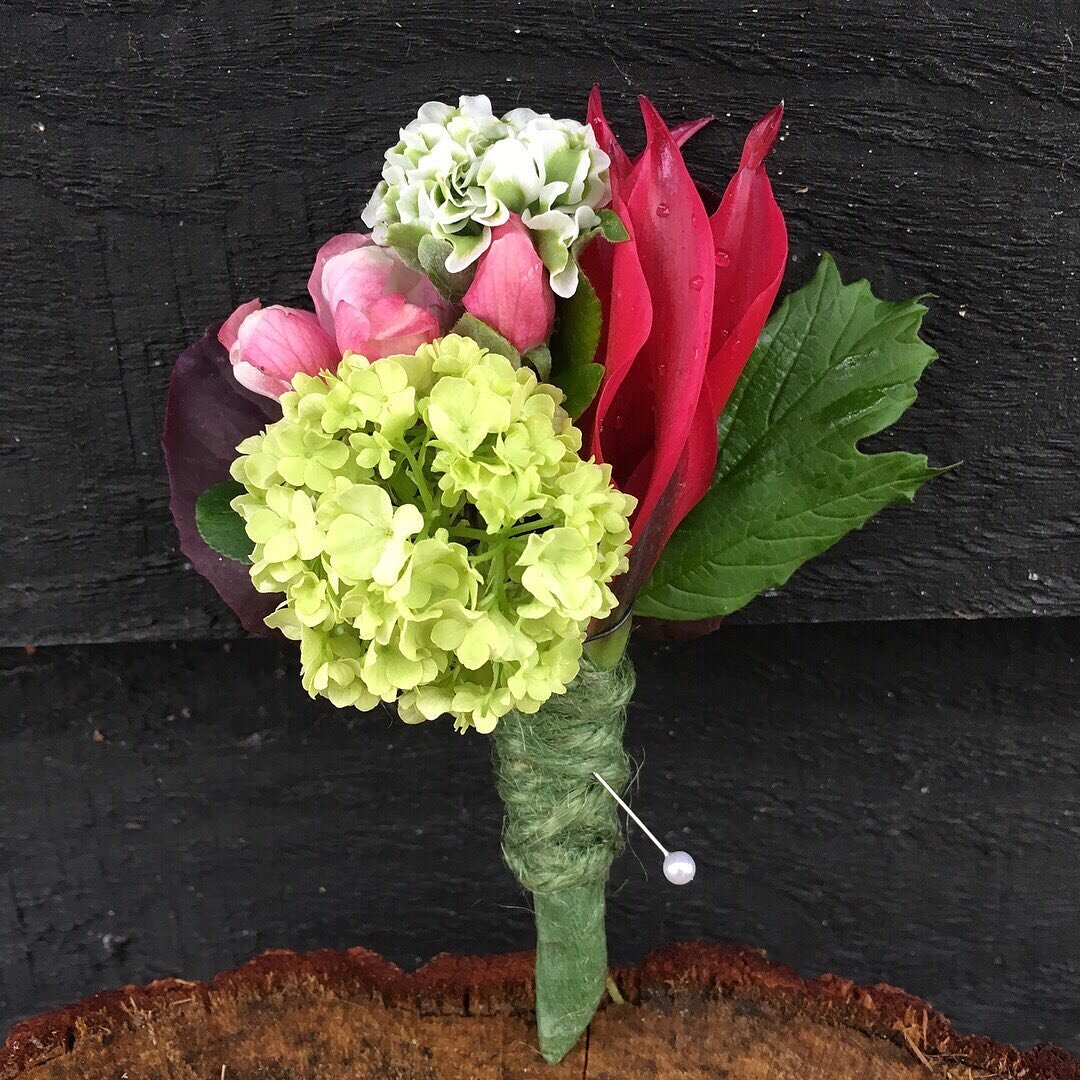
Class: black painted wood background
1,0,1077,1058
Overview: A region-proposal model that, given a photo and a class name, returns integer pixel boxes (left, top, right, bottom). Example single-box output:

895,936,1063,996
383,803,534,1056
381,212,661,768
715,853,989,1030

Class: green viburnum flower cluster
362,95,611,298
229,334,635,734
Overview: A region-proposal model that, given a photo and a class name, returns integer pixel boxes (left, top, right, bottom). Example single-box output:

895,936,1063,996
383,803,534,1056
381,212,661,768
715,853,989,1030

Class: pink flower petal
462,214,555,352
218,298,261,351
331,301,375,355
334,295,442,360
364,295,443,358
322,247,402,312
232,360,293,399
235,305,340,383
307,233,374,330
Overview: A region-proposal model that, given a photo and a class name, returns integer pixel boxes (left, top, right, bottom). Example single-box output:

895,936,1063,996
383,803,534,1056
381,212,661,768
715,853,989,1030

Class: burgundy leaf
162,328,280,635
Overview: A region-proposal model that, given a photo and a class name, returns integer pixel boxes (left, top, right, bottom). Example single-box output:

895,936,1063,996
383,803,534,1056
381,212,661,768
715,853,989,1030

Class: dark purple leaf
162,327,280,635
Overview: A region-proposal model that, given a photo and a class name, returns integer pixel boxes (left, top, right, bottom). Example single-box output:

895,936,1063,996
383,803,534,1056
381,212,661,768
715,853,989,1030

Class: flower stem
503,515,560,538
491,658,635,1064
400,442,436,519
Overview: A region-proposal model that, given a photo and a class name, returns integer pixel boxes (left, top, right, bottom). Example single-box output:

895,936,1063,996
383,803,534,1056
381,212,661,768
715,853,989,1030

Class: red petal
659,105,787,530
601,97,715,549
587,85,632,193
663,374,723,533
674,102,787,519
578,192,652,458
739,101,785,170
587,87,712,194
621,115,712,206
670,116,713,147
580,88,646,454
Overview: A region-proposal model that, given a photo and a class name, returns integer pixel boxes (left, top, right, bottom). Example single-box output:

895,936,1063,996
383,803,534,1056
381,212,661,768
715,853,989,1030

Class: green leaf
549,271,604,418
384,221,428,270
570,209,630,266
596,208,629,243
195,480,253,563
522,344,552,381
636,254,945,621
417,234,476,301
451,312,521,365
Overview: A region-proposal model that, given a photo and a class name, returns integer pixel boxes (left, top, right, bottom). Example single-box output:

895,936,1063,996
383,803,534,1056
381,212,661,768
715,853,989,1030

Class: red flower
580,88,787,596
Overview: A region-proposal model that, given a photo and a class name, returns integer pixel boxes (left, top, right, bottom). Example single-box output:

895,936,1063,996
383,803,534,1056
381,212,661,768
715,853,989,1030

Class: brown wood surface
4,943,1077,1079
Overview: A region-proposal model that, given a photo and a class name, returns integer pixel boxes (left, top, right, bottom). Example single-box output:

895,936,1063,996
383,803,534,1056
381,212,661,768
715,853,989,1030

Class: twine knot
492,658,634,895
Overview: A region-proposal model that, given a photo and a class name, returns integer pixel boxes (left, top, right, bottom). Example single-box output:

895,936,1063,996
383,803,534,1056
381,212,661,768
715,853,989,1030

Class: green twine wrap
492,656,635,1064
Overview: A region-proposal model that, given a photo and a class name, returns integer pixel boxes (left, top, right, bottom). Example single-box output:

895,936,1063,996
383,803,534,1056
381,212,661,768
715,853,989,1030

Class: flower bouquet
164,88,940,1064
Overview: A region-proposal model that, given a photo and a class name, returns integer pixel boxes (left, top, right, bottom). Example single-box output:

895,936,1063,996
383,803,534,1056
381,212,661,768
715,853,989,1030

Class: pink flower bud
220,304,339,399
311,234,450,361
462,214,555,352
219,233,452,400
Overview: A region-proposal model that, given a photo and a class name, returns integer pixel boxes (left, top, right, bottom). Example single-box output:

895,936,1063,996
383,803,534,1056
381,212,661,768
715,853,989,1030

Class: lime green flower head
362,96,611,298
230,333,634,733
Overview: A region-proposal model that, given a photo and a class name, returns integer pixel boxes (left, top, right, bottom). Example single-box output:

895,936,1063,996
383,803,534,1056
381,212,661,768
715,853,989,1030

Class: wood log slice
3,942,1076,1079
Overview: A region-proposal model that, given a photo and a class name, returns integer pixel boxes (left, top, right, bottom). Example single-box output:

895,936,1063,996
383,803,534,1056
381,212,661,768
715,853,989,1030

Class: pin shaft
593,772,669,857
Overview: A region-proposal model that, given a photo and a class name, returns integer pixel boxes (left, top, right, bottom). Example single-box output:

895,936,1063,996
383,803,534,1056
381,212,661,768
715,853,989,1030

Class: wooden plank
12,942,1067,1078
0,0,1076,645
1,617,1077,1052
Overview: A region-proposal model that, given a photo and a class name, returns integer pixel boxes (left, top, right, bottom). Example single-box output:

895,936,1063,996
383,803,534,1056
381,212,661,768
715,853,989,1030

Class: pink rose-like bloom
462,214,555,353
219,233,452,399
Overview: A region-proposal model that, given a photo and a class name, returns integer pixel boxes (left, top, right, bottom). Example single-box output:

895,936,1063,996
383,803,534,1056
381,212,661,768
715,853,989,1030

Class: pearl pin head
593,772,696,887
662,850,696,885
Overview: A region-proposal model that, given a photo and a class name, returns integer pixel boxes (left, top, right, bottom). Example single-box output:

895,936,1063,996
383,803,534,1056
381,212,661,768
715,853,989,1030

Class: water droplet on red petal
656,203,671,218
689,275,704,291
714,249,731,268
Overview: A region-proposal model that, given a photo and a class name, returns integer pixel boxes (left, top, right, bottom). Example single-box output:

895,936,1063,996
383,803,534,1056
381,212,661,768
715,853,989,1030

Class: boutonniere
165,88,940,1064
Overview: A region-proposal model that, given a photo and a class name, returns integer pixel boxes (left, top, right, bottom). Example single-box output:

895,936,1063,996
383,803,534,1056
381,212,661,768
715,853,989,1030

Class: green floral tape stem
492,656,634,1063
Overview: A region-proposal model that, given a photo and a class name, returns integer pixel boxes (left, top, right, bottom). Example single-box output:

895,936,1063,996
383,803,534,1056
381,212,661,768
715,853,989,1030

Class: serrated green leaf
549,271,603,418
417,234,476,300
195,480,253,563
452,312,521,364
597,208,629,243
636,254,944,621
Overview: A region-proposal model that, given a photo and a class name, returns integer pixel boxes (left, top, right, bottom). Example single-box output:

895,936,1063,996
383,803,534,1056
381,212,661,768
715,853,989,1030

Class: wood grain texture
8,943,1076,1078
2,618,1077,1052
1,0,1076,645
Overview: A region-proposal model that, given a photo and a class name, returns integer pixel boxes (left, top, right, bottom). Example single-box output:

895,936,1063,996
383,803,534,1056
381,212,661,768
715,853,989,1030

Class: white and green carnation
230,334,634,733
362,95,611,298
